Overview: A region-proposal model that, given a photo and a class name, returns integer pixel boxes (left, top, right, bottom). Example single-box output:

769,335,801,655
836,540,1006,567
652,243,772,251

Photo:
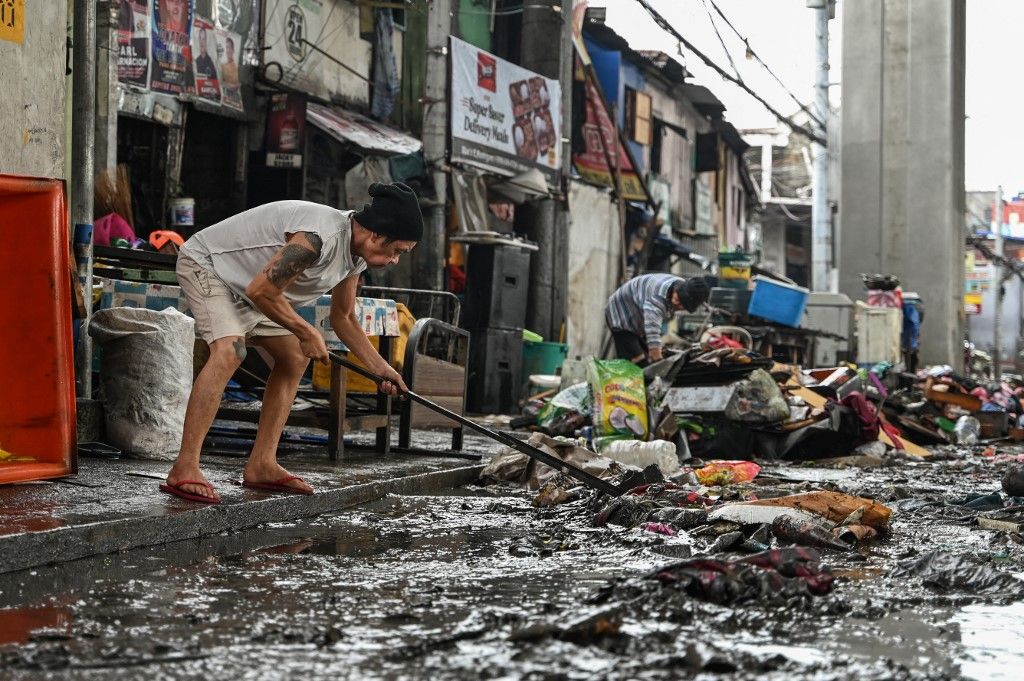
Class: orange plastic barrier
0,175,76,483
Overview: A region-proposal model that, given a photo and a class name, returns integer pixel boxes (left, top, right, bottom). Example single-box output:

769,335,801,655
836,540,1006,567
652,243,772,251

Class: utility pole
519,0,572,341
810,0,832,292
994,185,1004,383
413,0,451,291
72,0,97,397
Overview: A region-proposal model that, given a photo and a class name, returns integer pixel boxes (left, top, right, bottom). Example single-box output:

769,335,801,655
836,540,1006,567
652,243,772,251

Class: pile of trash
513,349,924,474
883,365,1024,446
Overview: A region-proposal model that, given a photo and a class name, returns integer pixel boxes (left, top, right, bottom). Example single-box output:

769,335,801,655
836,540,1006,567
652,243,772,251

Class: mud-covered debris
647,547,834,604
889,551,1024,599
772,515,854,552
832,524,878,546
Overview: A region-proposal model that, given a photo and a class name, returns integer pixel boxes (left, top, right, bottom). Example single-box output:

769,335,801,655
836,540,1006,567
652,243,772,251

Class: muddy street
1,445,1024,680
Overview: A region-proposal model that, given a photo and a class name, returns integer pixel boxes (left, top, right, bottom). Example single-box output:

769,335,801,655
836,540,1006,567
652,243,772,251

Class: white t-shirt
181,201,367,307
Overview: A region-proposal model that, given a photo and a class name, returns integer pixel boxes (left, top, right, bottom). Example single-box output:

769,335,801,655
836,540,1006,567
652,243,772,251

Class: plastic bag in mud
588,359,648,439
89,307,194,460
889,551,1024,599
536,382,591,436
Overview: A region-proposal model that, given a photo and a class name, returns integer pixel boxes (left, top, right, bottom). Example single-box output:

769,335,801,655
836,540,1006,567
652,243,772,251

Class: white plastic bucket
168,197,195,228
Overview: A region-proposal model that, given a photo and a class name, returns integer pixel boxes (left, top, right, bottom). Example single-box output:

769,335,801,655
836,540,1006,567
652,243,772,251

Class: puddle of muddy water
3,452,1024,680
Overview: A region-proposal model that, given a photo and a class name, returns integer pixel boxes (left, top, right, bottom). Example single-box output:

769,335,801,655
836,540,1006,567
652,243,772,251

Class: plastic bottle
953,415,981,445
601,439,680,476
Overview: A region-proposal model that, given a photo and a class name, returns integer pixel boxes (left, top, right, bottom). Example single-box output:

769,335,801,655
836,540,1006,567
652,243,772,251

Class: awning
306,103,422,156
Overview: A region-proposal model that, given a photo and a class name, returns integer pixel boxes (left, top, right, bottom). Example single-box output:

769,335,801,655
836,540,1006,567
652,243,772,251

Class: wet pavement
3,444,1024,679
0,427,489,573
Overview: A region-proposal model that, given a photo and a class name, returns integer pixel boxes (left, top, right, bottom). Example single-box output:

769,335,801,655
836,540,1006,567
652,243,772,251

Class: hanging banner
191,16,221,104
117,0,151,87
449,37,562,185
572,67,645,200
150,0,193,95
215,27,244,111
265,93,306,168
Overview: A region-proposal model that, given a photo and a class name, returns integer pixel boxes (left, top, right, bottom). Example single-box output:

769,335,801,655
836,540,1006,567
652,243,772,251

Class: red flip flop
159,479,221,504
242,475,314,496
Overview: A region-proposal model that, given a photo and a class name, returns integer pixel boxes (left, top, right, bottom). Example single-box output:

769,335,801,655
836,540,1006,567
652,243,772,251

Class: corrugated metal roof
306,103,422,156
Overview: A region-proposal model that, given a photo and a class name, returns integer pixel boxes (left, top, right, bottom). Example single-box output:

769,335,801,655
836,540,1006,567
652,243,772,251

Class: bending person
163,183,422,502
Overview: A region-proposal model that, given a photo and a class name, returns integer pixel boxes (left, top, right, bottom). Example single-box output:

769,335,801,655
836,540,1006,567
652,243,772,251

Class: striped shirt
605,273,682,349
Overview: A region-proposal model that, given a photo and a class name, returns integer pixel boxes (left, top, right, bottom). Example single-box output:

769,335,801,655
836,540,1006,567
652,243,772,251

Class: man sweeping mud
605,273,711,364
162,183,422,503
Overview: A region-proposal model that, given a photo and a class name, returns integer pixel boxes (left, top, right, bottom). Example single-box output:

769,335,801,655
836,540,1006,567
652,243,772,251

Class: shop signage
571,69,645,200
449,37,562,185
118,0,151,87
964,292,982,315
265,93,306,168
0,0,24,44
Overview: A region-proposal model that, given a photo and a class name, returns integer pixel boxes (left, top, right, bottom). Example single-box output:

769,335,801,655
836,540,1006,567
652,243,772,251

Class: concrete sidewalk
0,439,487,575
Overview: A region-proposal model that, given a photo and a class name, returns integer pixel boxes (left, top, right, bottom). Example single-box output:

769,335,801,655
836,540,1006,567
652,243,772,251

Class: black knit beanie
353,182,424,242
673,276,711,312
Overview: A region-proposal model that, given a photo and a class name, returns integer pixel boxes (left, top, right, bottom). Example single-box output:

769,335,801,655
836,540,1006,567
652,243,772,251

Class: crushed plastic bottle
953,415,981,445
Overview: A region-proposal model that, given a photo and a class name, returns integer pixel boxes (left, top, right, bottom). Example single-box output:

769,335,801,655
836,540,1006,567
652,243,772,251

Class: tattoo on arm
261,232,323,289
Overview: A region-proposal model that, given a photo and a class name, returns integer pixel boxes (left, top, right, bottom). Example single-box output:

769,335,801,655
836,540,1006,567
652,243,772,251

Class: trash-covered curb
0,465,483,575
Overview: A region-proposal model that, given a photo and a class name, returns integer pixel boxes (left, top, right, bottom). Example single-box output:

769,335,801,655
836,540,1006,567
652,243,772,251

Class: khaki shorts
176,253,292,344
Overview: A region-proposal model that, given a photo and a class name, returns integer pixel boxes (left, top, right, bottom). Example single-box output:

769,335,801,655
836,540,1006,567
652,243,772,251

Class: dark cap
353,182,424,242
672,277,711,312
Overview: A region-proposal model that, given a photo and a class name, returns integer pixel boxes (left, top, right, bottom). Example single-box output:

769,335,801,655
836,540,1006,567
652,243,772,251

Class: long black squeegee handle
328,351,623,496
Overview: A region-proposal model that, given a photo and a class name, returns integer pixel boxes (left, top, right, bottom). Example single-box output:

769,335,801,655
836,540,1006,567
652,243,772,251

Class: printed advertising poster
150,0,193,94
572,67,645,201
216,27,244,111
191,16,221,104
265,93,306,168
450,37,562,185
118,0,151,86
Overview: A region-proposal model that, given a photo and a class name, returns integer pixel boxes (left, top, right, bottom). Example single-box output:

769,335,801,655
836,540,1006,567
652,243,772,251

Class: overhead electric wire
635,0,826,146
700,0,739,79
706,0,825,130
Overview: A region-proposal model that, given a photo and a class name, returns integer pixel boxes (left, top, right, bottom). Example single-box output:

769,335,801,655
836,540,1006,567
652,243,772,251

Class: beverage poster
150,0,193,95
191,16,221,104
265,92,306,168
117,0,151,87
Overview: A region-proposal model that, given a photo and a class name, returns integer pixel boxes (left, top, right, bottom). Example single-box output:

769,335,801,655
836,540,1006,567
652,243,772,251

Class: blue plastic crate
747,276,809,327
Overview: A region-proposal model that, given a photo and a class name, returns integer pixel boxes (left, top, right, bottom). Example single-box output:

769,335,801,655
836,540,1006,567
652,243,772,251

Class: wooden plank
411,396,465,428
925,387,983,412
411,354,466,396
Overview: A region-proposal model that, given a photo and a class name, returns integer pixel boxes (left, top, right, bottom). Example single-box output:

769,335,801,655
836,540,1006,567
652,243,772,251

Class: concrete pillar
838,0,966,367
94,0,119,175
519,0,572,341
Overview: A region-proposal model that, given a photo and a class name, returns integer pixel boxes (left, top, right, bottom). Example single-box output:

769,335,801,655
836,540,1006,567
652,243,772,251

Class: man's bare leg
165,336,246,499
243,334,313,493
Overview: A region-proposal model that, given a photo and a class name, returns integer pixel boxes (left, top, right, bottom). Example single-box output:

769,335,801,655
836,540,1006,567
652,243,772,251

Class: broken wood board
925,387,983,412
977,517,1024,533
719,491,892,532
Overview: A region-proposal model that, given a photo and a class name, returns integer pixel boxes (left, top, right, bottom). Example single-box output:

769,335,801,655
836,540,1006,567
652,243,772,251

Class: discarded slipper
159,479,221,504
242,475,314,496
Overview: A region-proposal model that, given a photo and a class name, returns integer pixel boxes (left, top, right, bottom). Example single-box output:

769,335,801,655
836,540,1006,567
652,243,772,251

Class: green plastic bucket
718,251,753,290
522,341,569,382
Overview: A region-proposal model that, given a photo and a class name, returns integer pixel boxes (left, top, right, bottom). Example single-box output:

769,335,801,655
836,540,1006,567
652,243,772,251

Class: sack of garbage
89,307,194,460
588,359,648,439
723,369,789,425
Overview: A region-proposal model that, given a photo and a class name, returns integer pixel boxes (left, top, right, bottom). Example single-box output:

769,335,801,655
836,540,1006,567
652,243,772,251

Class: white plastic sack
89,307,194,460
